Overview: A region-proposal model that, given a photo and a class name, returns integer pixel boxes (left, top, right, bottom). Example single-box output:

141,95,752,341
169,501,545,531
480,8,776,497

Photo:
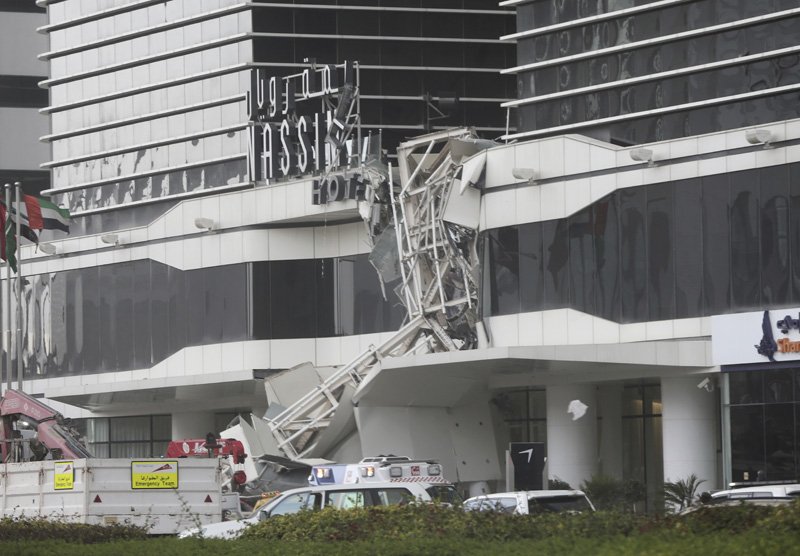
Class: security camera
697,377,714,392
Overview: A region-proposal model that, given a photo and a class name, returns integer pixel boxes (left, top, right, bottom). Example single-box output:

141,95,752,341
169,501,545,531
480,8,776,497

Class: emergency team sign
131,461,179,489
54,461,74,490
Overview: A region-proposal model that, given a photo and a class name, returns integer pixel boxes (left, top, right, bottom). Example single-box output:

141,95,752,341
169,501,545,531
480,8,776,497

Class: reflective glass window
150,262,169,364
646,183,674,321
487,226,520,315
134,262,152,369
519,222,544,313
673,179,703,319
730,170,760,311
619,188,647,322
168,265,187,355
270,259,316,339
760,166,790,306
115,262,134,372
568,205,595,315
98,265,116,372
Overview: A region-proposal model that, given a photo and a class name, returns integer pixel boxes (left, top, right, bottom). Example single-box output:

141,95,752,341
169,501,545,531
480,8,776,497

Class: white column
171,411,216,441
661,376,718,489
546,384,597,489
598,384,623,478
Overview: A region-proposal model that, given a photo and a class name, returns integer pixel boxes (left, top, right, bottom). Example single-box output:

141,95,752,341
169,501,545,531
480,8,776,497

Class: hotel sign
246,61,367,205
712,309,800,366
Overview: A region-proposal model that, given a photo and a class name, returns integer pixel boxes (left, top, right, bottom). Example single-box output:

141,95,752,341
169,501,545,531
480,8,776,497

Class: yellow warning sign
131,460,179,489
54,461,74,490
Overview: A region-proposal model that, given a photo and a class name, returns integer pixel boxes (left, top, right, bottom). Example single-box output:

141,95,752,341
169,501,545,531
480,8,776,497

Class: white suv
463,490,595,515
179,481,457,539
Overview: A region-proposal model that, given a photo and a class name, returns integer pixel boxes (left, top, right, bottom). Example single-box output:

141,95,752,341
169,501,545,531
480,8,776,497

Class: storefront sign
246,61,359,195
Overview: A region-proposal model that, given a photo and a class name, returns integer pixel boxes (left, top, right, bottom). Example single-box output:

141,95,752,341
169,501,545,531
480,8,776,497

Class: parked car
463,490,595,515
677,483,800,515
709,483,800,501
179,480,457,539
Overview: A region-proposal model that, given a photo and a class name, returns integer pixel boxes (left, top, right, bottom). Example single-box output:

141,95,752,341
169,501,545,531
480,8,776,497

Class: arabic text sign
131,461,179,489
54,461,74,490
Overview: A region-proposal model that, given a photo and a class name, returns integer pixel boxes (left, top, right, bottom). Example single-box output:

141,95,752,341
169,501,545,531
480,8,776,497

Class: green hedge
240,503,646,542
2,500,799,556
0,517,148,543
4,531,800,556
240,500,800,542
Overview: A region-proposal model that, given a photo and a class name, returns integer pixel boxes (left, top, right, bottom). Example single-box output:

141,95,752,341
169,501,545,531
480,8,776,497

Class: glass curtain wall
512,0,800,144
482,162,800,324
0,253,405,383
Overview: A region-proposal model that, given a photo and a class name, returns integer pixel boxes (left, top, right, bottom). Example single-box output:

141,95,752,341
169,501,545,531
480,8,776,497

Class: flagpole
4,183,11,393
14,182,22,392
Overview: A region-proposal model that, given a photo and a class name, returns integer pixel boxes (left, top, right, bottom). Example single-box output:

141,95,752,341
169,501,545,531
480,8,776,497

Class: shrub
663,473,705,512
548,477,572,490
240,503,648,543
638,502,785,536
0,517,148,543
579,473,626,512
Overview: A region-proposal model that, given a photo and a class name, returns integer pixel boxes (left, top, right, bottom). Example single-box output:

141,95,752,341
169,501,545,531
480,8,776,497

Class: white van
179,480,452,539
463,490,595,515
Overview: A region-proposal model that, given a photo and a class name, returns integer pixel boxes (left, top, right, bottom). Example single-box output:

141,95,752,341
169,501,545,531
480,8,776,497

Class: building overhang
43,370,266,416
353,339,713,408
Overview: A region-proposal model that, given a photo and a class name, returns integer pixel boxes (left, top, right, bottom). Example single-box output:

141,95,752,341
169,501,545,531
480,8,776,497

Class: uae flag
20,195,70,234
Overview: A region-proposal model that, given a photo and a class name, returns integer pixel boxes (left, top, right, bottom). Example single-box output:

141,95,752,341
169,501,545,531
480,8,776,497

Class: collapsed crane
261,127,495,461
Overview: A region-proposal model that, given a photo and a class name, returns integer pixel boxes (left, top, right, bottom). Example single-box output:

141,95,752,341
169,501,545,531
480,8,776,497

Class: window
327,490,369,509
493,389,547,446
375,488,413,505
269,492,311,516
622,382,663,513
528,494,591,513
72,414,171,458
464,497,516,514
424,485,462,505
726,367,799,483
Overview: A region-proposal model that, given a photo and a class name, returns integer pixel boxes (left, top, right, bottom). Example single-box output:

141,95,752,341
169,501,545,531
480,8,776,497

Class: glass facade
0,253,404,382
482,162,800,323
727,367,800,483
510,0,800,144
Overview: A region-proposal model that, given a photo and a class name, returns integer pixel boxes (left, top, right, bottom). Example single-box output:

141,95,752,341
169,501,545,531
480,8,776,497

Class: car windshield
463,497,517,514
426,485,462,504
528,495,590,513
